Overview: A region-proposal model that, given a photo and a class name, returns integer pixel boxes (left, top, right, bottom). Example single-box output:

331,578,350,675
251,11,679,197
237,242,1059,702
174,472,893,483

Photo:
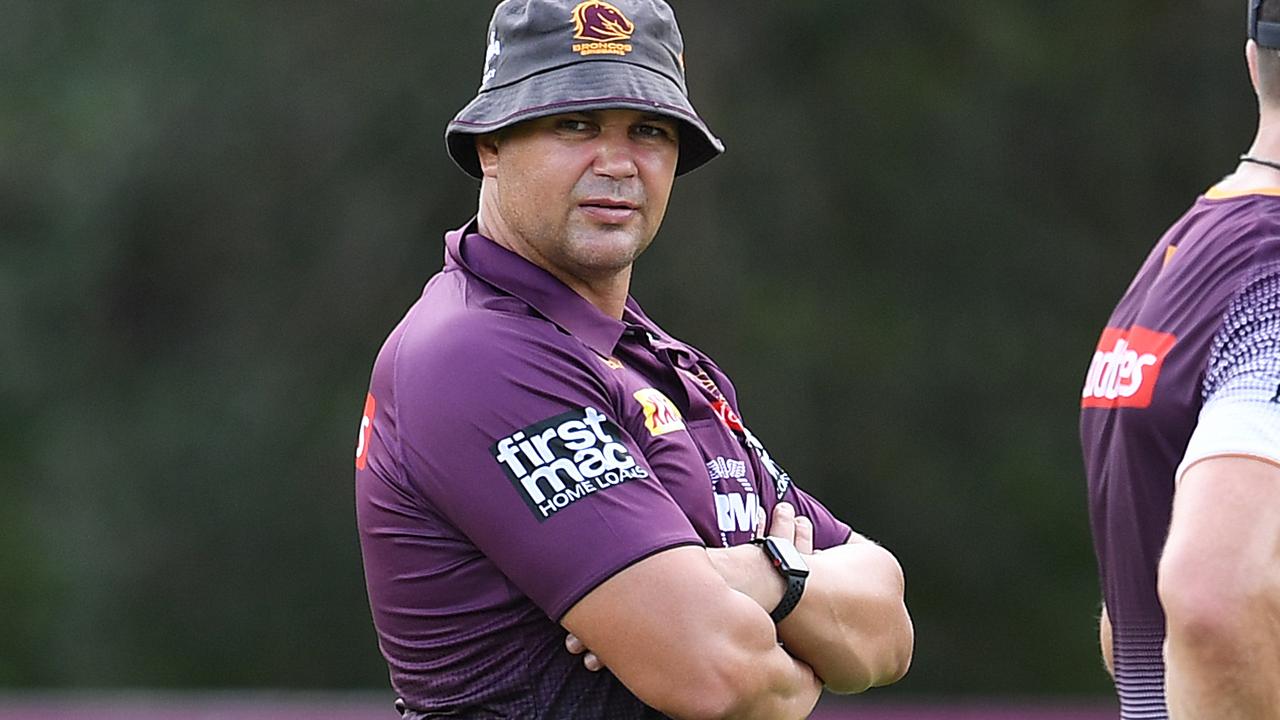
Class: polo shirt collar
444,219,628,357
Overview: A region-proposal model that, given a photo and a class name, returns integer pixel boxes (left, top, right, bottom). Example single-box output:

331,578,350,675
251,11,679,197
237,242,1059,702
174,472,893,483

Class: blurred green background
0,0,1255,701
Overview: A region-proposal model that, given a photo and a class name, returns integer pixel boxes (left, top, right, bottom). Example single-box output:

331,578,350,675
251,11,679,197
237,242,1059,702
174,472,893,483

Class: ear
1248,39,1262,97
475,133,501,178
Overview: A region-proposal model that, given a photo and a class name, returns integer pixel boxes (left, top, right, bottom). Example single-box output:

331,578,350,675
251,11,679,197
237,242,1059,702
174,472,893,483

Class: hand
705,502,817,613
763,502,814,554
565,632,605,672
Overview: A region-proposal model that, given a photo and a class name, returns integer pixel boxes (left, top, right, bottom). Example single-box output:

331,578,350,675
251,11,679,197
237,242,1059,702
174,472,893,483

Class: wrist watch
753,536,809,623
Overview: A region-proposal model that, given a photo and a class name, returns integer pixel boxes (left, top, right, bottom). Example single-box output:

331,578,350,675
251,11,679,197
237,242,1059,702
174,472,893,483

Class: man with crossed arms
355,1,912,718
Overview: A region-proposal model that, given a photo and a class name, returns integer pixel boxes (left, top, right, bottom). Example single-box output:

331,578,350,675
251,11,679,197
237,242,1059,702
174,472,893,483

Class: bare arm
1157,455,1280,719
707,503,913,694
561,545,822,720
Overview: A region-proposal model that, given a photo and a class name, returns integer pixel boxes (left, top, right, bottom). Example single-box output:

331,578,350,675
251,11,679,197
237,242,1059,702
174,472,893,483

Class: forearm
714,637,823,720
631,588,823,720
564,546,822,720
708,538,913,693
1165,625,1280,720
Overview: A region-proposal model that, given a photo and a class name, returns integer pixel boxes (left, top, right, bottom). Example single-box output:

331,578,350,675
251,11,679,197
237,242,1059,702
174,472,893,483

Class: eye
556,118,594,133
634,123,677,142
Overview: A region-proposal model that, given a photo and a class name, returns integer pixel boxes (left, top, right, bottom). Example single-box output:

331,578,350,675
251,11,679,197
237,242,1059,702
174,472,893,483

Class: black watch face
768,537,810,576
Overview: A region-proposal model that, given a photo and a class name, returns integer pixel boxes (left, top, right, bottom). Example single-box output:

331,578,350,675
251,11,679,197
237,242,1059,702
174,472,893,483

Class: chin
570,231,651,263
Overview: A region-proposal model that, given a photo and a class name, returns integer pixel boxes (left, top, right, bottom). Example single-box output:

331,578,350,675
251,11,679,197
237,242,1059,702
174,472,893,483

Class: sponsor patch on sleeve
491,407,650,522
633,388,685,436
355,393,376,471
1081,326,1177,409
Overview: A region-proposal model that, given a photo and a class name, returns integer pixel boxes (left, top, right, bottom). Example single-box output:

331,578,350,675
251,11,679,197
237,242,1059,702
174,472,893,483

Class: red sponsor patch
1081,326,1177,409
712,399,745,432
355,393,376,470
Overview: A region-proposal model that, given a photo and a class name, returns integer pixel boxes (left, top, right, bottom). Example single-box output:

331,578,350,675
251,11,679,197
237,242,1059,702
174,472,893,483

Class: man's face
476,108,680,286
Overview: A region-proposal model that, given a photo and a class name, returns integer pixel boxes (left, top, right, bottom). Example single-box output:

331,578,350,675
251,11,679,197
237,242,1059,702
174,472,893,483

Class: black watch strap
753,536,809,623
770,573,806,623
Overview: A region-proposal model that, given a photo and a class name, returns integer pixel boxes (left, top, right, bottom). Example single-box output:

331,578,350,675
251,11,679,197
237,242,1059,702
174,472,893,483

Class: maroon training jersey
355,221,852,718
1079,186,1280,719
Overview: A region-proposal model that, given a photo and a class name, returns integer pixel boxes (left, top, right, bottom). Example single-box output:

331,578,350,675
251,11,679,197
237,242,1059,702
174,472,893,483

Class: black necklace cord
1239,154,1280,173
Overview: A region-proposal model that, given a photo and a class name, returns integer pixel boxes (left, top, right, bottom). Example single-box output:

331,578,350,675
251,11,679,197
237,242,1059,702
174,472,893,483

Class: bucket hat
446,0,724,178
1250,0,1280,48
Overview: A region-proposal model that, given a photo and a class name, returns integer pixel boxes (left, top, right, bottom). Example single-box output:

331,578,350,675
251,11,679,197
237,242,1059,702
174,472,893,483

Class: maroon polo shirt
355,220,852,717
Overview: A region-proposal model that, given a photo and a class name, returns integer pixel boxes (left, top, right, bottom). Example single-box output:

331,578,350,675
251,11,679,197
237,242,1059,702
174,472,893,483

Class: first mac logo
492,407,649,521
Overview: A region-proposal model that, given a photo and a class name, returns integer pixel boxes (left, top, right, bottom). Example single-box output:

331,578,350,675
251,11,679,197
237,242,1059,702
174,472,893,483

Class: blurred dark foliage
0,0,1254,697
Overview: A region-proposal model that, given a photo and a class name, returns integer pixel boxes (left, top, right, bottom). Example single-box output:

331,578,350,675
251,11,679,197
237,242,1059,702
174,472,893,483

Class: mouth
578,197,640,224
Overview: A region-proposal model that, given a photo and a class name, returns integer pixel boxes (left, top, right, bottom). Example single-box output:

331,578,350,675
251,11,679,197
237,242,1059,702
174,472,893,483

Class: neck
1220,112,1280,190
566,271,631,321
1251,106,1280,158
1249,109,1280,160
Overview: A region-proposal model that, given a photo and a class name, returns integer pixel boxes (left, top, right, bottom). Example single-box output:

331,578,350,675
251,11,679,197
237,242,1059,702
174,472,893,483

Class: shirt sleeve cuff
1176,398,1280,485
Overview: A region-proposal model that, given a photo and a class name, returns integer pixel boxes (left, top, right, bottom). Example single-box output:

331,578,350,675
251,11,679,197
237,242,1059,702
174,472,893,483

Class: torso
1079,187,1280,719
356,224,849,718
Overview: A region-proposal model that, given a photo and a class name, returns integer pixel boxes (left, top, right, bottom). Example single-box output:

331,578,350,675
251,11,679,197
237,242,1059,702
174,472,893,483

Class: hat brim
445,60,724,178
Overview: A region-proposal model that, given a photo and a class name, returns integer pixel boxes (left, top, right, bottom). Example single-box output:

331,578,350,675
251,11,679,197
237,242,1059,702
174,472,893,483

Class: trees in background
0,1,1252,694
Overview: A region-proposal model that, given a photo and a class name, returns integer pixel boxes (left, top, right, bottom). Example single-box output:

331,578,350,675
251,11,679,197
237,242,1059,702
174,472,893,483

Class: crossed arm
703,502,913,693
561,503,913,718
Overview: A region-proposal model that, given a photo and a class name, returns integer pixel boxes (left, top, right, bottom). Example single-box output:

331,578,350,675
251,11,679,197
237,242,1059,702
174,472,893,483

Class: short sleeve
394,316,702,620
1176,262,1280,481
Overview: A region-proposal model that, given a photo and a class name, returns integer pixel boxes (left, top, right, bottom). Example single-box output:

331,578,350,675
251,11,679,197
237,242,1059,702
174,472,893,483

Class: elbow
1157,548,1261,668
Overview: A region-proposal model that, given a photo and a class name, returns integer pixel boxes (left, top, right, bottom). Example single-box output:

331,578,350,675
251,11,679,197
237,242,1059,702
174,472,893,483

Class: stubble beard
557,214,655,280
492,175,662,285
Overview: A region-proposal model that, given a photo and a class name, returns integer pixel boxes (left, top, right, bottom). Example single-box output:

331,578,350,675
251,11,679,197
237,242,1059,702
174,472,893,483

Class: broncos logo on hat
572,1,634,42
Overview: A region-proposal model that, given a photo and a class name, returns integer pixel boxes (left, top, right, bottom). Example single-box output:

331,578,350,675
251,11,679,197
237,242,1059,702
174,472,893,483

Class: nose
591,135,638,180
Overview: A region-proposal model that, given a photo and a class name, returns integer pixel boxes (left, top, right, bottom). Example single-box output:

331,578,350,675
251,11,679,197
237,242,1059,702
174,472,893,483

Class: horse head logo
572,1,635,42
